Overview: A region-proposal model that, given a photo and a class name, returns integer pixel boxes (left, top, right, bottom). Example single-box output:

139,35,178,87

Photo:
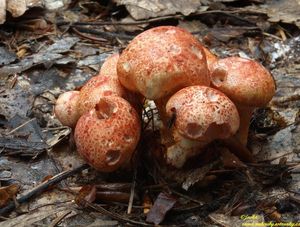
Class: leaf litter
0,0,299,226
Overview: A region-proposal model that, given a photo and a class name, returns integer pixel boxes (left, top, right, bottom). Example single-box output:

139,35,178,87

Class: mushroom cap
166,86,240,141
117,26,210,100
74,96,141,172
54,90,80,127
78,53,126,115
100,53,119,77
210,57,276,107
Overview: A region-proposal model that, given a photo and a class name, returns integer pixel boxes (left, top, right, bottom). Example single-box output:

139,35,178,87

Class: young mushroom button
74,96,141,172
165,86,240,168
77,53,127,116
54,90,80,128
210,57,276,145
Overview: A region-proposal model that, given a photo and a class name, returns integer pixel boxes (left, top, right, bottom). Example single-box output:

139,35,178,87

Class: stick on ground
0,164,89,216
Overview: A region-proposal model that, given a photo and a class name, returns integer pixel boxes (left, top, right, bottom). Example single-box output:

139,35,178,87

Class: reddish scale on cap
166,86,240,142
117,26,210,100
74,96,141,172
54,91,80,127
210,57,276,107
78,53,126,116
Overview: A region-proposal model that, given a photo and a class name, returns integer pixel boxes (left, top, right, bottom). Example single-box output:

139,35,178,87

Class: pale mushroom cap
54,91,80,127
117,26,210,100
166,86,240,141
78,53,126,116
74,96,141,172
210,57,276,107
100,53,120,78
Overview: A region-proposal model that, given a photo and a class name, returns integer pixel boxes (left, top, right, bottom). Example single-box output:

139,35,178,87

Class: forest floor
0,0,299,226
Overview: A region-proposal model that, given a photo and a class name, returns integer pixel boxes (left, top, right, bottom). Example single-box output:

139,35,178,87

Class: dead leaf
75,185,97,207
245,0,300,28
0,37,79,77
146,192,177,225
182,161,216,190
113,0,207,20
251,108,286,135
267,0,300,28
0,184,20,208
0,0,70,24
0,115,49,157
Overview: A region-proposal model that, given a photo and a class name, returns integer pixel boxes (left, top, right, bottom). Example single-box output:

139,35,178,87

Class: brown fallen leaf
146,192,177,225
75,185,96,207
0,184,20,208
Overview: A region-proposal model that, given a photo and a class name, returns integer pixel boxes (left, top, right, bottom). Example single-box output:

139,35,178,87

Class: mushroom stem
235,106,254,146
221,137,255,163
166,132,208,168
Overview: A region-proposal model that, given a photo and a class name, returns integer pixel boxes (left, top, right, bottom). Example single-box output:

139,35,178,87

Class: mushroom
78,53,127,116
100,53,120,76
165,86,240,168
54,90,80,127
117,26,210,124
210,57,276,145
74,96,141,172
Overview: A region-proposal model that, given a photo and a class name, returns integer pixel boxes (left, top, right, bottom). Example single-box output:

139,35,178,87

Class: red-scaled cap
166,86,240,142
210,57,276,107
74,96,141,172
117,26,210,100
78,53,126,115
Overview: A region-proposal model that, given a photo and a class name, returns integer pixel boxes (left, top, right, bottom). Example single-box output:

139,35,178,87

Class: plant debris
0,0,299,226
146,192,177,225
0,0,70,24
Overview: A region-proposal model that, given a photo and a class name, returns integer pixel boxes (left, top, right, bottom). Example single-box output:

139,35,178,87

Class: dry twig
0,164,89,216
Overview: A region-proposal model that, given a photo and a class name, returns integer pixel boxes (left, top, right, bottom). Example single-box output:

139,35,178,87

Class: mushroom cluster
55,26,275,171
